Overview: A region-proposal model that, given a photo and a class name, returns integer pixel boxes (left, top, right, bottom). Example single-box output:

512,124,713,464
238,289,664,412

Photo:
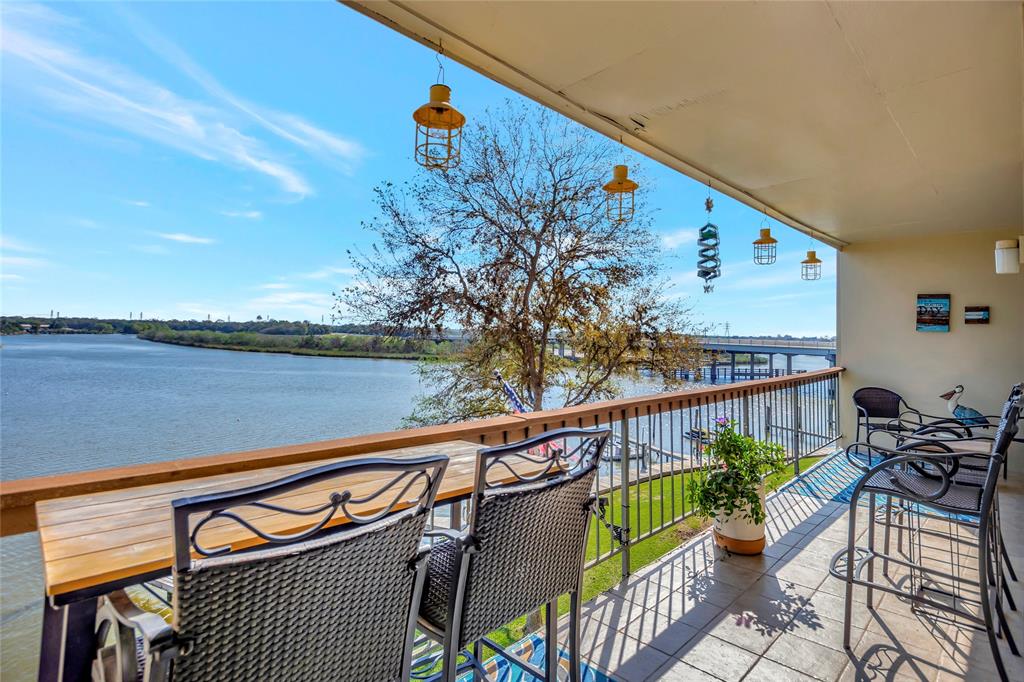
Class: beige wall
838,229,1023,443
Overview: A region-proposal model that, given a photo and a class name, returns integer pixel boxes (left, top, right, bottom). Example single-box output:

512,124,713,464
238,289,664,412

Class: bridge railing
699,336,836,349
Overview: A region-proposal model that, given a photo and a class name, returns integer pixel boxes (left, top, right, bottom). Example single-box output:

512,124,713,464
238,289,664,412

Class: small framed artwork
916,294,950,332
965,306,990,324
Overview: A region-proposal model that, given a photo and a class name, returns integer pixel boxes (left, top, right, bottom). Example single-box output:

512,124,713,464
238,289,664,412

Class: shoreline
137,334,441,361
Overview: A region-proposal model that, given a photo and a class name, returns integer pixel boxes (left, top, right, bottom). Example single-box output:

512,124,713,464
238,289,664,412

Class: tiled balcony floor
566,454,1024,681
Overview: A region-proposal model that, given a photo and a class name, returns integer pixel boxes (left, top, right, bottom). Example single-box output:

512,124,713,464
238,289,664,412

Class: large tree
342,103,703,425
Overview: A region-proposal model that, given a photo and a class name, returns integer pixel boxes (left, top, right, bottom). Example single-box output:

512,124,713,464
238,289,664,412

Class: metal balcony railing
419,368,842,578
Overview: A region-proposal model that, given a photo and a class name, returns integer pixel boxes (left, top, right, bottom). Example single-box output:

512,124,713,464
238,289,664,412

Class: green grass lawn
484,454,825,650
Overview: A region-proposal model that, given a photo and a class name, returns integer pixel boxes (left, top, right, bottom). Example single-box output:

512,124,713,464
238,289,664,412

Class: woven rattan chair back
170,456,448,682
991,390,1022,456
853,387,905,419
454,429,607,648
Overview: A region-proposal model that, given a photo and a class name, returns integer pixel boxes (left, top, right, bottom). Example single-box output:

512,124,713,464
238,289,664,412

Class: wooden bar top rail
0,368,843,535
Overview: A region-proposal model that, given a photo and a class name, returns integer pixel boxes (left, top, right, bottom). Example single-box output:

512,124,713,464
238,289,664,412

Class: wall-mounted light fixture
995,239,1021,274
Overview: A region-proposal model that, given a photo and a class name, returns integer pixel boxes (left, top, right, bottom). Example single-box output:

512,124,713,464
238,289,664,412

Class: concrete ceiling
344,1,1024,248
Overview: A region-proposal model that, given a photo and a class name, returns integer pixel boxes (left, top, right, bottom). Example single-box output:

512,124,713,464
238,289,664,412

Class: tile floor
565,454,1024,681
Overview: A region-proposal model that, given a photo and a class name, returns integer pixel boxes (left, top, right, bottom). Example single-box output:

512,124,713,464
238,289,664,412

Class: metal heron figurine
939,384,988,426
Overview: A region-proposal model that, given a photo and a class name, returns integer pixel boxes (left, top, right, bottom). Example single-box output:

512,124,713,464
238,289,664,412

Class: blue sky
0,2,836,336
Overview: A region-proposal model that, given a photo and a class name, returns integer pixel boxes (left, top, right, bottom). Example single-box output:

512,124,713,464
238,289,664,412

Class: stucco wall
837,230,1023,443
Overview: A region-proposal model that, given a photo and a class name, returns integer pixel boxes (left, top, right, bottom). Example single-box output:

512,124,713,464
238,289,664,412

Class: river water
0,334,826,679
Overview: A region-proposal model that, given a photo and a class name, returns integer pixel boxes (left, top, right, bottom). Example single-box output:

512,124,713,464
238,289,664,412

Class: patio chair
91,454,449,682
889,383,1023,480
413,427,610,682
830,392,1021,681
852,387,922,444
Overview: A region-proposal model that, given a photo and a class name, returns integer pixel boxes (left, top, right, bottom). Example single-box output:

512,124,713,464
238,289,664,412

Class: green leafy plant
688,418,786,525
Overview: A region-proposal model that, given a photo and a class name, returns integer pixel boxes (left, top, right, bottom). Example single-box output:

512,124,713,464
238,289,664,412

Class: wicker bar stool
412,427,610,682
830,393,1021,681
885,383,1022,585
91,455,449,682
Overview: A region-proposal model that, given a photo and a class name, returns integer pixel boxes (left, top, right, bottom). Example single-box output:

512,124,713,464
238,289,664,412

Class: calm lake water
0,334,826,679
1,334,423,679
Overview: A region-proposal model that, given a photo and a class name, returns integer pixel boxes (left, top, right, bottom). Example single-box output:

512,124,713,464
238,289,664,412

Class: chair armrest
861,453,954,503
424,527,463,542
844,440,972,472
94,590,176,682
423,527,479,553
101,590,174,648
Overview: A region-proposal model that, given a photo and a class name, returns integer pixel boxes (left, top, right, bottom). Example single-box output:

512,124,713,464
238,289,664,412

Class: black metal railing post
619,413,631,579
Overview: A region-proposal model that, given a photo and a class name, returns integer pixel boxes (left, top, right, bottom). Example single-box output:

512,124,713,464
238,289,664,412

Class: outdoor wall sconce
753,227,778,265
994,238,1021,274
413,83,466,171
603,164,638,223
801,250,822,280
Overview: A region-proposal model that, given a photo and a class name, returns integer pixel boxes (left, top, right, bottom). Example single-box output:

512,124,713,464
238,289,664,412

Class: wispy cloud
72,218,101,229
157,232,216,245
257,282,291,290
124,199,150,207
116,6,365,173
221,210,262,220
1,255,51,268
245,291,335,318
1,273,26,281
0,235,44,253
660,228,698,250
300,265,356,280
0,4,360,197
131,244,170,255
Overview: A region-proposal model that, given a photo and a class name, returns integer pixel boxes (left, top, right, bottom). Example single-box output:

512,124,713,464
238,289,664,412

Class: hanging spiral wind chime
412,42,466,171
697,185,722,293
752,210,778,265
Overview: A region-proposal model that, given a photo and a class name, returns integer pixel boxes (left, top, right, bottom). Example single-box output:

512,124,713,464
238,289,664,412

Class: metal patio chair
91,455,449,682
852,386,923,444
412,427,610,682
888,383,1024,480
830,392,1022,681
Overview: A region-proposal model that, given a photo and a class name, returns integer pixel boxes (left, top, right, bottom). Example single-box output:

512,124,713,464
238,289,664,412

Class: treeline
137,327,456,360
0,316,146,335
1,316,458,338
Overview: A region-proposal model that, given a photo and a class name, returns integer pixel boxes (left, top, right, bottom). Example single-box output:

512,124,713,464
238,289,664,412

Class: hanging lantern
697,196,721,292
413,84,466,171
801,250,822,280
603,165,639,223
753,228,778,265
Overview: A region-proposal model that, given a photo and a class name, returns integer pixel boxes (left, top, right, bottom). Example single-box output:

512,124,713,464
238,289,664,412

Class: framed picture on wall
916,294,950,332
965,306,990,324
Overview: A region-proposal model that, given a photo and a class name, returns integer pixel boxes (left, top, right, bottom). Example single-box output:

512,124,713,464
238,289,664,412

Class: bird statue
939,385,988,426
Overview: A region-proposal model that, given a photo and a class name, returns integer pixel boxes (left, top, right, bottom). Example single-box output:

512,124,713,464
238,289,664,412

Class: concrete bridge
688,336,837,384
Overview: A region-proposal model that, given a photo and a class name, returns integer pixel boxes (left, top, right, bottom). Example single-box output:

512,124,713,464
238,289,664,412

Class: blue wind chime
697,189,722,293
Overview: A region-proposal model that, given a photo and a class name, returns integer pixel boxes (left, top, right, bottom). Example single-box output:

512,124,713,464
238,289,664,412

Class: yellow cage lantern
603,165,639,223
413,84,466,171
801,250,822,280
753,228,778,265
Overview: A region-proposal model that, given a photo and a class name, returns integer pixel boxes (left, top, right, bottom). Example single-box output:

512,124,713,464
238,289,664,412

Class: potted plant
688,417,786,555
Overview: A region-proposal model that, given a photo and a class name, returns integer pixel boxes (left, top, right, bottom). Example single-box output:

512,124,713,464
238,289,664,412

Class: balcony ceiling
345,1,1023,248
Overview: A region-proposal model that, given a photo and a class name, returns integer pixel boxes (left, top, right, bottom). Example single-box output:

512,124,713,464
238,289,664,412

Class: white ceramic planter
712,483,767,555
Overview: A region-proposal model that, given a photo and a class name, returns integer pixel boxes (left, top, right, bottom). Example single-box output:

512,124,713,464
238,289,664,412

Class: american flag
494,371,562,459
495,371,528,413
